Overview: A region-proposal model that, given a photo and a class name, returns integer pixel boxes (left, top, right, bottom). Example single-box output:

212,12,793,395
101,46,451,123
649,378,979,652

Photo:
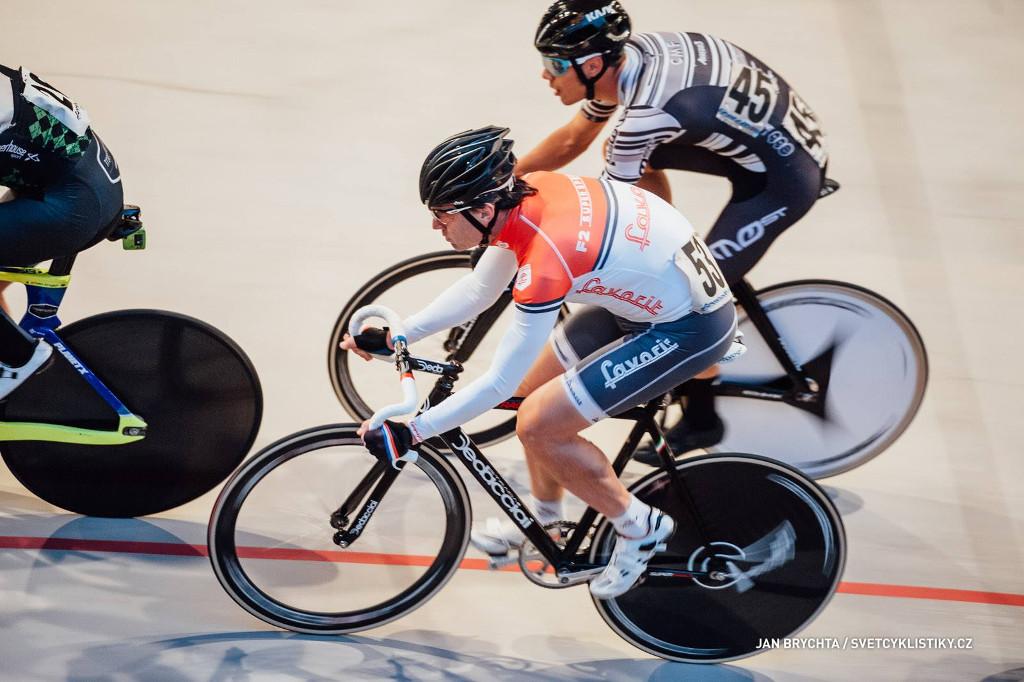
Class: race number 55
682,235,726,297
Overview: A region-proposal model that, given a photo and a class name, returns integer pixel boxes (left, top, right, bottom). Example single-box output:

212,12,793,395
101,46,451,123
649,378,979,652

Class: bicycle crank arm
643,567,708,580
490,555,605,588
553,565,605,586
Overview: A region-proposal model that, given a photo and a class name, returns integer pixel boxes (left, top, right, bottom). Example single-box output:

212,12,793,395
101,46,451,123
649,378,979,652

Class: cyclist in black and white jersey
517,0,833,463
0,66,123,399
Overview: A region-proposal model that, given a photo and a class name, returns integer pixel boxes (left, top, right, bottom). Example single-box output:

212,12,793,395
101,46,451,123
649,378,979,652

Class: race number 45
717,63,779,137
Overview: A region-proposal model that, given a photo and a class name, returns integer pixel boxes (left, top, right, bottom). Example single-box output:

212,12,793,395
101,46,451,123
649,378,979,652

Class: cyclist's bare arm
515,110,608,176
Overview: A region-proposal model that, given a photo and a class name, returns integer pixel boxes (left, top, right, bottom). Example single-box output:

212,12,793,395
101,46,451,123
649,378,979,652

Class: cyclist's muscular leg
518,373,679,600
0,307,36,365
694,158,821,380
517,377,631,518
469,344,582,557
514,344,572,504
514,343,566,397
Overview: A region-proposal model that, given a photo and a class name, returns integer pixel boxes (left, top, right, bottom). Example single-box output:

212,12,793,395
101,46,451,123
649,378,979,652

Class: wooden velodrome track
2,1,1022,679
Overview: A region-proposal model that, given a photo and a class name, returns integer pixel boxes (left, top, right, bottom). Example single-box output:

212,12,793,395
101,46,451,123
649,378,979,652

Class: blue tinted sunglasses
542,56,574,77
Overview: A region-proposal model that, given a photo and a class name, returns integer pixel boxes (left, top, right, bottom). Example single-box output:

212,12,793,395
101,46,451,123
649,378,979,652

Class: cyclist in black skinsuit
516,0,834,464
0,65,123,399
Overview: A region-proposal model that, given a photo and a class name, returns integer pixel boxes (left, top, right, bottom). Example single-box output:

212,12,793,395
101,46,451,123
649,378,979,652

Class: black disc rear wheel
591,454,845,663
1,310,262,517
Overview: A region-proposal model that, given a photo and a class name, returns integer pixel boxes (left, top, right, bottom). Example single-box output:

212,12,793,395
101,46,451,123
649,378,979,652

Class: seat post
48,254,77,277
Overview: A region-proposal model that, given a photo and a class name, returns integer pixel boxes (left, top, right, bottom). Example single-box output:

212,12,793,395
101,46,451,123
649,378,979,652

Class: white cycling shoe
0,340,52,401
590,509,675,600
470,507,564,557
470,517,529,556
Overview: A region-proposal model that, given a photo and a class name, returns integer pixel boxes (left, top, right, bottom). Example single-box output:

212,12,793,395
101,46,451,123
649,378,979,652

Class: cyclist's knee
516,395,548,447
517,381,586,446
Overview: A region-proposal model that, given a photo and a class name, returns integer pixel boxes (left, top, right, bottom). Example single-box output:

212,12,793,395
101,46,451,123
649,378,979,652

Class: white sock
532,496,564,524
610,495,652,539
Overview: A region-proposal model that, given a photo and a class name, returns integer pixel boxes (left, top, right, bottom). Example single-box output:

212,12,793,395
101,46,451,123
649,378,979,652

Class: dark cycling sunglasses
429,205,475,221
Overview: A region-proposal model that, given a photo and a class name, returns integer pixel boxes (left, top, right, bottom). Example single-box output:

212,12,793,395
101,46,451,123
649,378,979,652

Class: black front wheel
1,310,263,517
590,454,846,663
208,424,471,634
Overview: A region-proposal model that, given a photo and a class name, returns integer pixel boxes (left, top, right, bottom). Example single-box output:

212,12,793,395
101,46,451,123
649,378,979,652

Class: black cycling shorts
648,144,823,284
0,132,124,266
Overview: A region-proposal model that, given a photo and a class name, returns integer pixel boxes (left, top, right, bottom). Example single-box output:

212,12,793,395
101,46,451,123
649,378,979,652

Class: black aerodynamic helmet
534,0,631,61
419,126,516,210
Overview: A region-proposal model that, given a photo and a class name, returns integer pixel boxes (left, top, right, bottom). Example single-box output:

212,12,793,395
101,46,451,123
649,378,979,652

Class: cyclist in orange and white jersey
342,127,738,599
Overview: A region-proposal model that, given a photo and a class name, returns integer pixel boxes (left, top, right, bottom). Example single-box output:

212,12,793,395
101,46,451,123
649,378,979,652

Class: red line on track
3,535,1022,606
836,581,1024,608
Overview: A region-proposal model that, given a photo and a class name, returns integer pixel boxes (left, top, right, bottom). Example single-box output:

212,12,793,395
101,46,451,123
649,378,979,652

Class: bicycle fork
330,457,412,548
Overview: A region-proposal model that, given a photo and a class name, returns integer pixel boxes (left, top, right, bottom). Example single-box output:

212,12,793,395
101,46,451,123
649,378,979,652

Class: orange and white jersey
403,171,730,442
494,171,730,321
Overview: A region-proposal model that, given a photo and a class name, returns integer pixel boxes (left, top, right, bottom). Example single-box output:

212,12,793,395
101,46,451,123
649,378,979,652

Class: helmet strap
465,208,501,248
571,56,611,102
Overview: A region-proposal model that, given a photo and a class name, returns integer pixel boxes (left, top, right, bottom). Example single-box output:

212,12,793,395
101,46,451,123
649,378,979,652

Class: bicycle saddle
104,204,146,250
818,178,841,199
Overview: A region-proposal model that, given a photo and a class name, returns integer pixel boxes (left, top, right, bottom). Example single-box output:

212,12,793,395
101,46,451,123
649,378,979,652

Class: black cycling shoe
632,416,725,467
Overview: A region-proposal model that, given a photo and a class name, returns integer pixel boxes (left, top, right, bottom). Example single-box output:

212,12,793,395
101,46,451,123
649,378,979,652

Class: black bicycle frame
332,356,717,580
712,279,833,417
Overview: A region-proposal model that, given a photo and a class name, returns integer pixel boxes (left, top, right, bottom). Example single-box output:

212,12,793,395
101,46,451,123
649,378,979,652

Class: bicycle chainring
519,521,592,589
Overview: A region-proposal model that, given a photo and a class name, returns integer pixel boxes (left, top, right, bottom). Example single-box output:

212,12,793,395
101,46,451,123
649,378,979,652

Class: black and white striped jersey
588,32,828,183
